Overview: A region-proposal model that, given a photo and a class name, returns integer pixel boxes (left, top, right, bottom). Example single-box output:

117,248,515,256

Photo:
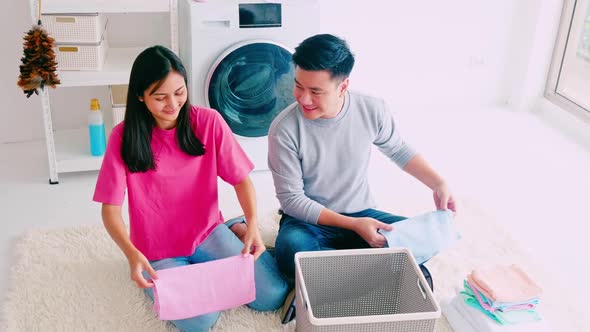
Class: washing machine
179,0,320,171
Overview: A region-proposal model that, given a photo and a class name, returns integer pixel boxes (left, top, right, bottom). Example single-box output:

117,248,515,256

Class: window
546,0,590,117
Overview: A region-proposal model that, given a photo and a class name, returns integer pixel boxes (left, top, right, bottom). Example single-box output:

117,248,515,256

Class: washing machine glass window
207,41,295,138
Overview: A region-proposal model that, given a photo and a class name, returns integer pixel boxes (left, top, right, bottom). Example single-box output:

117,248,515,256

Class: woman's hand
241,223,266,260
126,250,158,289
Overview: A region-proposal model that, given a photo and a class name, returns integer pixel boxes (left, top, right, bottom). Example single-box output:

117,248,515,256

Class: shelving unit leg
170,0,178,53
40,89,59,184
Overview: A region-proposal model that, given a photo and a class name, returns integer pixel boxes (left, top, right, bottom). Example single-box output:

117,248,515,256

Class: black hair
292,34,355,81
121,45,205,173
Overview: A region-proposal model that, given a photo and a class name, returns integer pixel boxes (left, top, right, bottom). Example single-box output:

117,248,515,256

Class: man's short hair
292,34,355,81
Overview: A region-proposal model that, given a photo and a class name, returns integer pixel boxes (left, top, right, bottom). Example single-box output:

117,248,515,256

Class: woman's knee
173,311,220,332
248,276,289,311
248,253,289,311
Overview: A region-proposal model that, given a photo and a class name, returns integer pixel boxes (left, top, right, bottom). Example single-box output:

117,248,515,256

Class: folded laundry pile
443,264,548,332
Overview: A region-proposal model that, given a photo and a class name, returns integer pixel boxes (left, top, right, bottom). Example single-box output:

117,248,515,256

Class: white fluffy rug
1,201,585,332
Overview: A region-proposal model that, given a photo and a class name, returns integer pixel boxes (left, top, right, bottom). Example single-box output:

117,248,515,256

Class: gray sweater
267,91,416,224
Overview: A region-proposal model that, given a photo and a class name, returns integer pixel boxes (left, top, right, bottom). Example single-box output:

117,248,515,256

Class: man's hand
241,224,266,260
126,250,158,289
433,183,457,212
353,217,393,248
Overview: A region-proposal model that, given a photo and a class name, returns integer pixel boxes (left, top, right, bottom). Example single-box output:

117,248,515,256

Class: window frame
545,0,590,121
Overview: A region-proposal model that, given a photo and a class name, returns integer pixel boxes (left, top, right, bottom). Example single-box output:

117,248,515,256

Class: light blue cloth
379,209,459,264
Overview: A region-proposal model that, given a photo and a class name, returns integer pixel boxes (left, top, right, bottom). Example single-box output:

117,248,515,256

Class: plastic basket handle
58,46,79,53
417,278,427,300
298,286,309,311
55,17,76,23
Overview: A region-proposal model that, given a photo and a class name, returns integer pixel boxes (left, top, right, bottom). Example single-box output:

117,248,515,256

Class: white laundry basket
42,13,107,44
54,37,108,71
44,13,109,71
294,248,440,332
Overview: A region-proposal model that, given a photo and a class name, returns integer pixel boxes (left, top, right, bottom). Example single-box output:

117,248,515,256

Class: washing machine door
206,40,295,137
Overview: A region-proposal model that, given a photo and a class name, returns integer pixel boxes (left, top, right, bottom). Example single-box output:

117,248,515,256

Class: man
268,34,456,321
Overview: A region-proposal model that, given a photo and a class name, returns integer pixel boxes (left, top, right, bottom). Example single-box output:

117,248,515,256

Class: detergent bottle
88,98,106,156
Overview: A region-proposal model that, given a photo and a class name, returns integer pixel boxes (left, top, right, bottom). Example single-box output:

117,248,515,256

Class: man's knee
276,222,319,251
363,209,406,225
276,230,318,266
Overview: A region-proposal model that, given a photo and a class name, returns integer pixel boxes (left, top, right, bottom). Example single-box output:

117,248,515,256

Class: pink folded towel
152,255,256,320
466,274,496,302
470,264,542,303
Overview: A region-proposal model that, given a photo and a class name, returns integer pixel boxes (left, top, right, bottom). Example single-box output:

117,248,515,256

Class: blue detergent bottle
88,98,106,156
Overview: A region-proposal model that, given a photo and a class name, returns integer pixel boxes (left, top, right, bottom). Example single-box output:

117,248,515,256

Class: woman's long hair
121,45,205,173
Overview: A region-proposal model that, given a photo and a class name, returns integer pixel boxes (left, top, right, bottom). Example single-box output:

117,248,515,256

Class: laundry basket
54,37,108,71
110,85,127,126
42,13,107,44
294,248,440,332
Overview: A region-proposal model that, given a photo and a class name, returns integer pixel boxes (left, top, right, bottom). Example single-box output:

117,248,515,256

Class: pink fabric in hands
470,264,542,302
152,255,256,320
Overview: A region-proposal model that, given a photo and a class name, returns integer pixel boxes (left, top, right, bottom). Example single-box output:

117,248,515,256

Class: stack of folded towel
443,264,548,332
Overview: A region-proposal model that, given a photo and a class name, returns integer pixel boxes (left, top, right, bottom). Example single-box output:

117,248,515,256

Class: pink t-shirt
93,106,254,260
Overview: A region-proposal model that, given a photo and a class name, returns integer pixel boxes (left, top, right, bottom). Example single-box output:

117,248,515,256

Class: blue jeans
275,208,406,286
143,223,289,332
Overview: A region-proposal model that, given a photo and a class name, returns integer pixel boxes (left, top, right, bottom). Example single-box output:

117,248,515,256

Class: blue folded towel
379,210,460,264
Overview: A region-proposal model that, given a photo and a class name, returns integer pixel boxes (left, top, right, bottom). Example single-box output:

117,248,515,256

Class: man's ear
138,96,144,102
339,78,349,97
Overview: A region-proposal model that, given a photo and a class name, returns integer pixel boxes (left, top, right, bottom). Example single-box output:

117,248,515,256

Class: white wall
1,0,563,144
506,0,563,113
0,0,44,143
318,0,519,112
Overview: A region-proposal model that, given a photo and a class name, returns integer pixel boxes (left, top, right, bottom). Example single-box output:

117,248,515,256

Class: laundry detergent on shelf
88,98,106,156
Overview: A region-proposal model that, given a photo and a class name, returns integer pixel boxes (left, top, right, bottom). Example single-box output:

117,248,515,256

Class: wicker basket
294,248,440,332
42,13,107,44
110,85,128,126
55,36,108,71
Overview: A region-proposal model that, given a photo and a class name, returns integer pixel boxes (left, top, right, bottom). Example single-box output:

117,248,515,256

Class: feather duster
17,1,60,98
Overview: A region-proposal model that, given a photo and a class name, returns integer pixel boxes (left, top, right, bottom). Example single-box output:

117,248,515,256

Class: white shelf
44,0,170,13
33,0,177,183
57,47,144,87
55,128,104,173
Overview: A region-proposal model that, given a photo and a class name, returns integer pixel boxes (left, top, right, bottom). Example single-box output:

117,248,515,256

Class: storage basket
42,13,107,44
55,37,109,71
294,248,440,332
110,85,128,126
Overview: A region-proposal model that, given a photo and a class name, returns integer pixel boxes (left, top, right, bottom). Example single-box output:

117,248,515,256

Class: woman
93,45,288,332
